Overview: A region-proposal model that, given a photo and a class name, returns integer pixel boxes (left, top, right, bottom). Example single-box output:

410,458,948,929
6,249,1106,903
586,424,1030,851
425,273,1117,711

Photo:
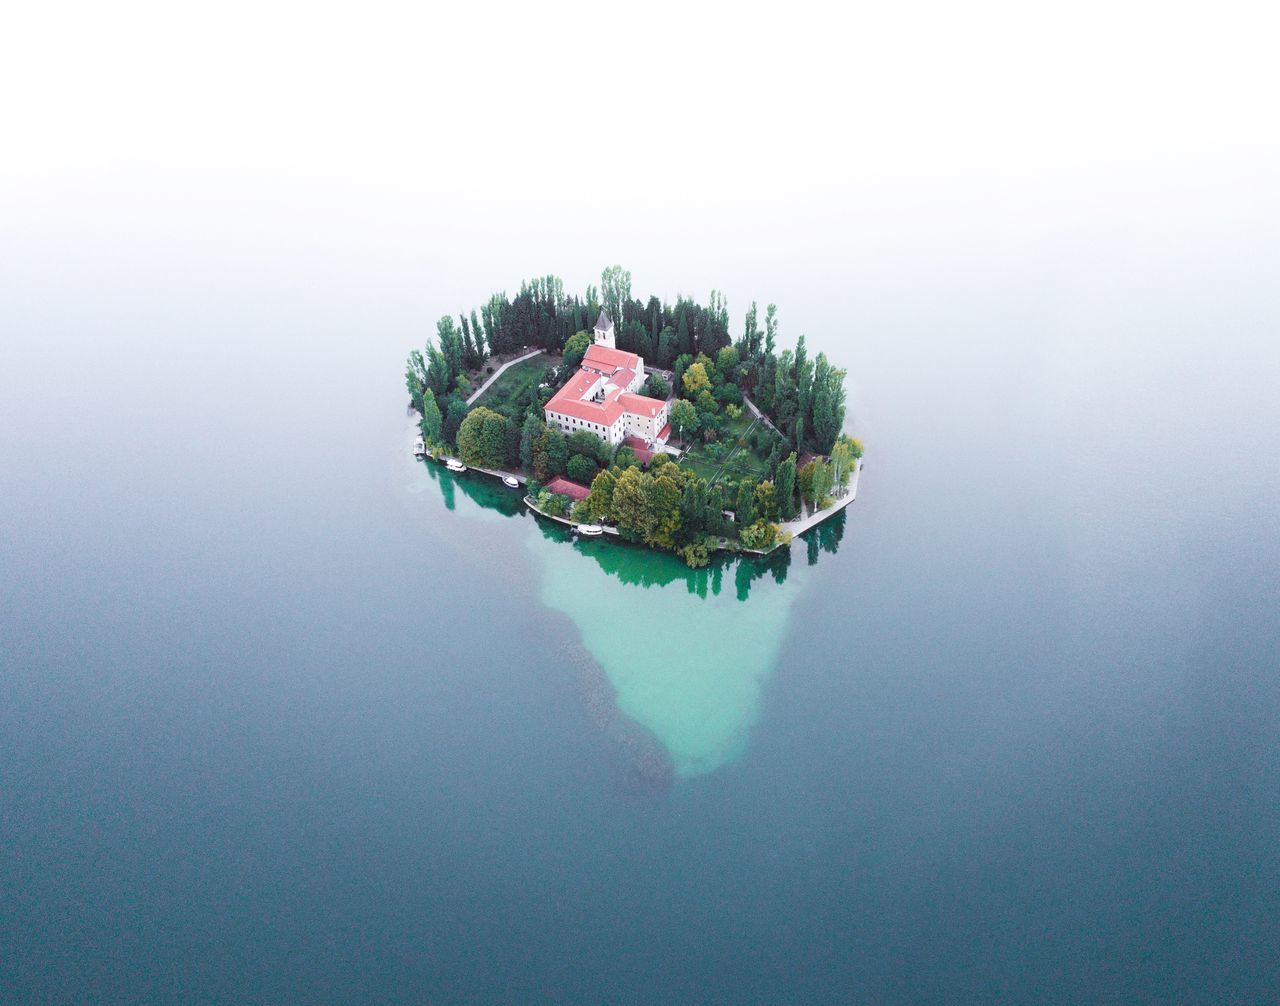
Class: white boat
577,524,603,536
502,475,519,488
446,458,467,473
412,437,426,456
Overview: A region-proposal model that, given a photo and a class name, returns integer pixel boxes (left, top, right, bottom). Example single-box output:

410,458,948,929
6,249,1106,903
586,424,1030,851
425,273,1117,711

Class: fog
3,4,1280,1002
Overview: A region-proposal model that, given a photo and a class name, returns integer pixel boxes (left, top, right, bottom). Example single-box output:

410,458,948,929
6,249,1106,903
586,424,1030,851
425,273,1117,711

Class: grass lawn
472,354,553,417
678,413,785,488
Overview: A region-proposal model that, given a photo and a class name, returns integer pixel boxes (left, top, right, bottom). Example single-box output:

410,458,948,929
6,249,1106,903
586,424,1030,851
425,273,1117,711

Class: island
405,267,863,567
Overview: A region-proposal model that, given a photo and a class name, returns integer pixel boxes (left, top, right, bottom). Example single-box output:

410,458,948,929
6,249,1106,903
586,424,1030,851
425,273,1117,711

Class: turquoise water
407,448,829,779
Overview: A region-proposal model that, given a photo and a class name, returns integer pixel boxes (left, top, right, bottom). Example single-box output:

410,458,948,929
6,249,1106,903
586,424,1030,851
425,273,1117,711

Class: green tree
585,468,617,521
601,265,631,331
470,309,486,360
797,459,815,513
644,373,671,399
648,473,683,548
502,414,520,465
425,343,452,396
536,491,569,517
810,353,847,453
775,451,797,519
680,477,709,535
677,541,710,568
735,478,759,528
519,414,543,472
457,407,509,468
669,399,698,443
562,330,591,370
442,397,469,446
740,301,760,358
764,303,777,357
610,466,649,540
754,479,778,521
419,388,442,444
405,350,427,410
566,453,598,484
672,353,693,393
830,437,858,491
567,429,610,465
437,316,465,384
676,312,692,358
739,521,780,550
532,427,568,480
797,458,832,513
460,315,480,370
657,326,680,368
715,345,740,381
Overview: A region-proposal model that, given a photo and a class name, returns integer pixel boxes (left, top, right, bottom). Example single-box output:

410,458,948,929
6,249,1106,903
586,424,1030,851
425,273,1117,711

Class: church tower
593,309,616,349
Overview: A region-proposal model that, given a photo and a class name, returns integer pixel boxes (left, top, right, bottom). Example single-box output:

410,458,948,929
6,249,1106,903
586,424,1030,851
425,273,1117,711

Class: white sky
2,0,1276,210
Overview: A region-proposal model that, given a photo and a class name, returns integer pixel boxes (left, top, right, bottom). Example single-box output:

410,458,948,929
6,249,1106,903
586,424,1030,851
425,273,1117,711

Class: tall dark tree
519,414,543,472
775,451,797,519
470,309,487,360
437,316,464,383
601,266,631,329
405,349,427,409
460,315,480,370
419,388,443,443
442,397,469,445
740,301,761,359
736,478,759,527
811,353,846,453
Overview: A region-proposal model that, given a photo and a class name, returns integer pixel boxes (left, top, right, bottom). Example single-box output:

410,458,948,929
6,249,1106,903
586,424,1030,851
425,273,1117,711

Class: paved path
465,348,544,406
742,394,784,438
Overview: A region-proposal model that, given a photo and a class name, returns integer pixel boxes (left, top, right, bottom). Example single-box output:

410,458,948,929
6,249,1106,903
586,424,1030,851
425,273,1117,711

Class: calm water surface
2,179,1278,1002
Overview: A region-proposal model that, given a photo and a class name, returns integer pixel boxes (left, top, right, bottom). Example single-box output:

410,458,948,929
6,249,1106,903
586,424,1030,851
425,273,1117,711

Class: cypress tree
775,452,797,519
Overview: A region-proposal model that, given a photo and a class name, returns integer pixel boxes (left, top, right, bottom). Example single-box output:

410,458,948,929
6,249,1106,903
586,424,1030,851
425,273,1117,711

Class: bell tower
593,309,616,349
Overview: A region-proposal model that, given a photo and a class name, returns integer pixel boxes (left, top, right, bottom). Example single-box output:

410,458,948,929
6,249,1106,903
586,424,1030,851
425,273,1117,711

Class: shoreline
411,422,861,557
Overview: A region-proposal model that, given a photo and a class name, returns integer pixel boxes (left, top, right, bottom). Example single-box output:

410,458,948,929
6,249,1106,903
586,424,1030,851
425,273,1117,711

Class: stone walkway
742,394,783,438
465,348,545,406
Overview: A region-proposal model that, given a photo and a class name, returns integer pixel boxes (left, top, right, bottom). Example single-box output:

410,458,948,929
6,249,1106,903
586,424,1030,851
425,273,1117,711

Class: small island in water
405,267,863,567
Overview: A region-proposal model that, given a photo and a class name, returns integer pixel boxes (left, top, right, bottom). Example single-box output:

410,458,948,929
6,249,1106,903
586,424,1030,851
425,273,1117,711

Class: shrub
536,491,569,517
678,542,710,568
738,520,780,550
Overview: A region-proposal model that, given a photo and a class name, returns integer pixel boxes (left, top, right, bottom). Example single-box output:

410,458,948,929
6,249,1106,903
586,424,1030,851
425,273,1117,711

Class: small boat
446,458,467,473
577,524,603,537
413,437,426,457
502,475,519,488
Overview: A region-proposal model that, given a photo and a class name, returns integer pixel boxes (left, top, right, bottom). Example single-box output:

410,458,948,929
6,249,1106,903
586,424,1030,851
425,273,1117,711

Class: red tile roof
656,423,671,441
623,436,654,465
544,477,591,501
618,393,666,419
544,354,664,429
545,371,624,425
583,343,641,373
